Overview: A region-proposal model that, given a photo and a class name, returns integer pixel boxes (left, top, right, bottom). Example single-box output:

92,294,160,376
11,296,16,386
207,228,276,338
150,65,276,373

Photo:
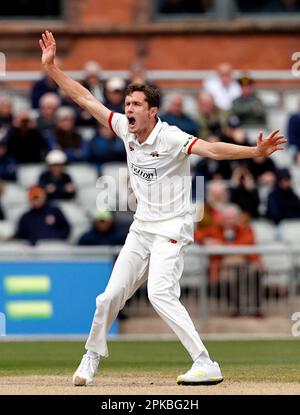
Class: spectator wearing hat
78,210,128,246
232,74,266,126
160,93,199,137
104,78,126,113
15,186,70,245
38,150,76,201
44,106,89,162
0,139,17,182
203,63,241,111
266,168,300,224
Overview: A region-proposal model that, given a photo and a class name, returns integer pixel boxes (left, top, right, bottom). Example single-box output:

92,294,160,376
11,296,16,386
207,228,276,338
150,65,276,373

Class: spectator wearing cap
160,93,199,136
104,78,126,113
44,106,89,162
203,63,241,111
232,74,266,126
38,150,76,201
89,124,126,172
266,168,300,224
245,155,277,187
77,210,128,246
6,110,48,164
0,139,17,182
15,186,70,245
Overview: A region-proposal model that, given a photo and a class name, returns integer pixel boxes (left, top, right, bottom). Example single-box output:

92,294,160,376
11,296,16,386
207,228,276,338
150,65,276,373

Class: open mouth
127,116,136,127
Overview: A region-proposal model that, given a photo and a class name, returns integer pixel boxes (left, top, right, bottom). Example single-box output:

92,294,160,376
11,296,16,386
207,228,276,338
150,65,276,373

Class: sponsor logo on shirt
169,239,178,244
129,145,134,151
182,136,194,154
130,163,157,182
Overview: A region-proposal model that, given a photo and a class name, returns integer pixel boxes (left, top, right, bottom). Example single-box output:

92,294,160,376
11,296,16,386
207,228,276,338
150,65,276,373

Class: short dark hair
125,83,160,109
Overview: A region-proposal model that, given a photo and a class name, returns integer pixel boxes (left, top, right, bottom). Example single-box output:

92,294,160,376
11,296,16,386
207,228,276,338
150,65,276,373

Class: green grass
0,339,300,382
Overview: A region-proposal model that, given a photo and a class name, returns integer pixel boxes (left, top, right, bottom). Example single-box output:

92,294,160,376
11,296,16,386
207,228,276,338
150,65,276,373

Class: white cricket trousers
85,227,209,361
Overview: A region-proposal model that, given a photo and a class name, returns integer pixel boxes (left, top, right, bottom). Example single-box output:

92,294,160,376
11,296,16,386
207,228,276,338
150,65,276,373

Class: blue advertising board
0,260,118,335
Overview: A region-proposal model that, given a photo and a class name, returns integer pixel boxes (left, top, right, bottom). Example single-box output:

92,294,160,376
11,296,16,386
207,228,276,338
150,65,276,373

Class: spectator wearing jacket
38,149,76,201
15,186,70,245
78,210,127,246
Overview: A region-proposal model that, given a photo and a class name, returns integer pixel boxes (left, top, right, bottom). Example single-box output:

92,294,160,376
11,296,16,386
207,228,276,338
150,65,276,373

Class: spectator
15,186,70,245
0,180,5,220
245,156,277,186
266,168,300,224
45,106,89,162
161,93,199,136
89,125,126,172
196,180,229,229
36,92,61,135
31,70,59,109
78,210,127,246
104,77,126,113
6,110,48,163
230,165,260,219
195,204,263,316
0,138,17,182
78,61,105,127
232,74,266,126
127,61,159,91
197,91,228,139
38,149,76,201
81,61,105,102
203,63,241,111
0,95,13,136
220,115,251,146
287,104,300,152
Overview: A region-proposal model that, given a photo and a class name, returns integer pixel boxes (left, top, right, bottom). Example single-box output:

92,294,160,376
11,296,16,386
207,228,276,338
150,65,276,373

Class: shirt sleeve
108,112,128,142
166,127,200,157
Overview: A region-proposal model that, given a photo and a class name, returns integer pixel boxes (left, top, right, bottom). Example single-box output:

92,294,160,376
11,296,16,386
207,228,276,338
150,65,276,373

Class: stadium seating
18,163,45,188
251,219,277,244
65,163,98,187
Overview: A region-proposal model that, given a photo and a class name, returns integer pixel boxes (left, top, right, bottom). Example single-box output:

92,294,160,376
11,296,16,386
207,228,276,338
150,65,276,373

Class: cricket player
39,31,286,386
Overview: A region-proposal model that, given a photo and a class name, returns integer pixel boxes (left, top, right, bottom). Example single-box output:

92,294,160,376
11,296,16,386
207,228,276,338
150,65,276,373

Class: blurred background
0,0,300,339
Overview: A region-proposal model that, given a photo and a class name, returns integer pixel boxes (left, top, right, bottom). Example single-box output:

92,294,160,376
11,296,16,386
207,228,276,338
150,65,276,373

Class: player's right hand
39,30,56,66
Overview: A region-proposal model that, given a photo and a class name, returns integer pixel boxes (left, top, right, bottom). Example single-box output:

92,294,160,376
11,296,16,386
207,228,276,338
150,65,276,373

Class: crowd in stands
0,60,300,262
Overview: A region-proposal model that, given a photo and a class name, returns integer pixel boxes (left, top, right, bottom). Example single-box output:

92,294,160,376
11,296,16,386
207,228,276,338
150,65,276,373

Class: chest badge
150,151,159,157
129,145,134,151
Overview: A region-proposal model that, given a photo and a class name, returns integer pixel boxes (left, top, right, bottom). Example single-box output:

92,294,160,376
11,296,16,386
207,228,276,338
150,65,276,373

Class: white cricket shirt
109,112,199,243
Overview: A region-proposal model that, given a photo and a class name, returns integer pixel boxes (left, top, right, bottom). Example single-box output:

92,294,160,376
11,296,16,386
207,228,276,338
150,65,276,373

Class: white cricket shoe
177,360,223,385
72,353,100,386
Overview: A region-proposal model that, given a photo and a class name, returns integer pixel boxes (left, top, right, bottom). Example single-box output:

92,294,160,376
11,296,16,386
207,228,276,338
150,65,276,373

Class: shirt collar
128,118,163,146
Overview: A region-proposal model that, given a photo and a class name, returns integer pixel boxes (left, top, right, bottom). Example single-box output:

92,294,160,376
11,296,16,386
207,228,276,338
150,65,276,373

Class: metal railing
0,243,299,320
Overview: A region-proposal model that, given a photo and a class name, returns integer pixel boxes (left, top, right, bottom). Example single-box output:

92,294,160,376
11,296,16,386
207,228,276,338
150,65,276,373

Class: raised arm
39,31,110,128
190,130,287,160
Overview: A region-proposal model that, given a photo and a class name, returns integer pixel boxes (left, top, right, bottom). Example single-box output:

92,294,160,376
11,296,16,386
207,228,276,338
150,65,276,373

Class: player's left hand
256,129,287,157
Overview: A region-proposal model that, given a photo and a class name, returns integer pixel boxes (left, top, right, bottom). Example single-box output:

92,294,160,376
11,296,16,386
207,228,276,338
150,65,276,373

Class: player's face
125,91,157,135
